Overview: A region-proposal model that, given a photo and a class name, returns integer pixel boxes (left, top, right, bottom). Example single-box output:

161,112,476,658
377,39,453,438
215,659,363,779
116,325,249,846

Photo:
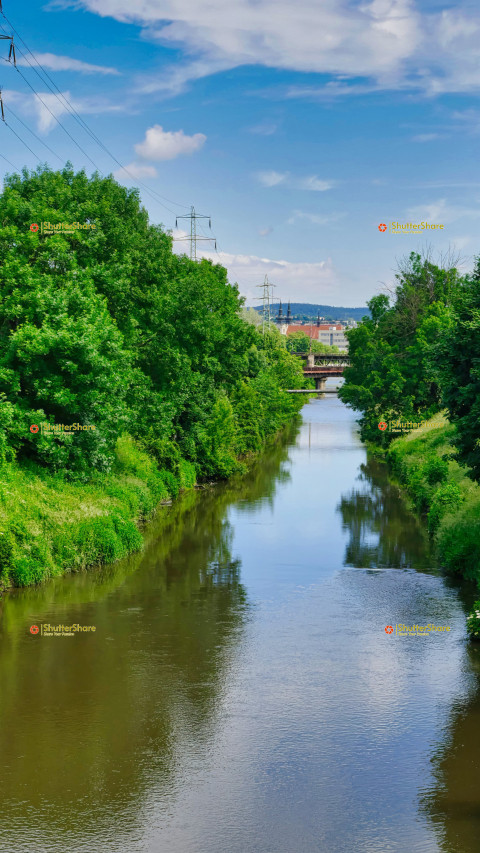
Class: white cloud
406,198,480,224
134,124,206,160
211,251,339,304
288,210,345,225
257,170,288,187
70,0,422,93
17,52,119,75
114,162,158,179
259,227,273,236
248,121,278,136
2,88,124,133
298,176,335,192
256,172,335,191
64,0,480,98
171,229,339,301
412,133,441,142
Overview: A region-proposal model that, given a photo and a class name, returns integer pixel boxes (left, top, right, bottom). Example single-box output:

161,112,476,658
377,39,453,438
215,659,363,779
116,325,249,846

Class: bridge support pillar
315,378,326,391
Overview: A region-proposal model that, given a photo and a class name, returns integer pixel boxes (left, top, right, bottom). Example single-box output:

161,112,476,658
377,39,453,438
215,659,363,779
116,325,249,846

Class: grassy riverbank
0,435,197,592
384,414,480,584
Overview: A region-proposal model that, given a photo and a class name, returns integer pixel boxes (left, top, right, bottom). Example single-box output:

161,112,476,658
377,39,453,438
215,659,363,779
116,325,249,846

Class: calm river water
1,394,480,853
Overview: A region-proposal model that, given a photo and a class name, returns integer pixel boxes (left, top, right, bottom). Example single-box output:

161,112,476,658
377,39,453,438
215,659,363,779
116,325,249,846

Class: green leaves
0,165,304,481
339,253,462,444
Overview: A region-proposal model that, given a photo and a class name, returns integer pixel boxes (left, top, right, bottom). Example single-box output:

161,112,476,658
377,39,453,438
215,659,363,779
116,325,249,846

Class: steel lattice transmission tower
175,206,217,261
254,275,276,335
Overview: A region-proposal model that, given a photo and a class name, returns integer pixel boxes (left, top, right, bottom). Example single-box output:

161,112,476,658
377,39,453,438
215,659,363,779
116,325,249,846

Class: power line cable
13,64,103,172
0,149,18,170
3,118,43,162
6,104,63,163
0,12,191,213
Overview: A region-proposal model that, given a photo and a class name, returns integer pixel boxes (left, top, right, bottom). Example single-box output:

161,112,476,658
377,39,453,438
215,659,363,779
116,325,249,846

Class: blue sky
1,0,480,306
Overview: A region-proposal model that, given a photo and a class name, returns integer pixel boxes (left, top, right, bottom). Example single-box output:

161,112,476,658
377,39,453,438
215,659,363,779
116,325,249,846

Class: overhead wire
13,63,103,172
0,10,191,213
0,7,225,251
6,104,64,163
3,119,43,162
0,149,18,170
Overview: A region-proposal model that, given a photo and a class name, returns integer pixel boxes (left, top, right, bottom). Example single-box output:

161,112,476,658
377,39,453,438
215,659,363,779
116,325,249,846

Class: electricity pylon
175,206,217,260
254,275,276,335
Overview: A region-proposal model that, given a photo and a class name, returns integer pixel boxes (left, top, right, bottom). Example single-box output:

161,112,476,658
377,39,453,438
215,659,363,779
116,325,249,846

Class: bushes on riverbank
386,415,480,583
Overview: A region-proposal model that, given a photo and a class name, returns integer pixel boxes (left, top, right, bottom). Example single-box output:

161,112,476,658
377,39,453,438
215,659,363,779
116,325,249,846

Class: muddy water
1,395,479,853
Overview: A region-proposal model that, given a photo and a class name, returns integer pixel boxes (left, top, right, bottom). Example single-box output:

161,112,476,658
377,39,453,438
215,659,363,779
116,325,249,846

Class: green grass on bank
386,413,480,583
0,435,196,591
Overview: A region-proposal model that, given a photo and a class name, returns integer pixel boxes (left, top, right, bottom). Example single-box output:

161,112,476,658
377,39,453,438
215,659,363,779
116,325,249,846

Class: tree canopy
0,165,305,479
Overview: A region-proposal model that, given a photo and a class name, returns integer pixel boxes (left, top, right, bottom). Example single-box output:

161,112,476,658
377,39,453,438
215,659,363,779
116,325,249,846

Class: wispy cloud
248,121,278,136
257,170,288,187
17,52,120,75
2,88,124,133
57,0,480,99
114,162,158,180
412,133,441,142
287,210,345,225
406,198,480,224
256,171,335,191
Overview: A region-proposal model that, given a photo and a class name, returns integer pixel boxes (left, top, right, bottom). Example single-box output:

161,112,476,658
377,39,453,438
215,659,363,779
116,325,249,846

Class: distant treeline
253,302,370,323
339,251,480,584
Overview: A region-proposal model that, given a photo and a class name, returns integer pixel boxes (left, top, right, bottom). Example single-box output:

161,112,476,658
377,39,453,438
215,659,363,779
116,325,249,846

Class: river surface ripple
1,395,480,853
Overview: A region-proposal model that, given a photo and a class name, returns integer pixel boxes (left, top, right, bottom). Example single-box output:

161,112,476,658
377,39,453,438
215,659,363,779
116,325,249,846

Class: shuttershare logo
29,422,96,434
385,623,452,636
377,418,444,433
28,623,97,637
377,221,444,234
29,221,96,235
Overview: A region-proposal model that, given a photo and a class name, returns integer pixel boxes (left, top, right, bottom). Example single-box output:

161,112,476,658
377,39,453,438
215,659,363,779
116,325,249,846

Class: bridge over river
288,352,350,392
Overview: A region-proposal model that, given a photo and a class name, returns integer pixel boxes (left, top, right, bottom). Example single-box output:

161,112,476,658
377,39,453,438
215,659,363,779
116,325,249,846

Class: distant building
285,321,349,351
276,300,294,335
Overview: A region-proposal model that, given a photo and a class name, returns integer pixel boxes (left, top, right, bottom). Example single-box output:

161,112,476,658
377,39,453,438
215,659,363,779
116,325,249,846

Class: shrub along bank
385,414,480,584
0,165,306,591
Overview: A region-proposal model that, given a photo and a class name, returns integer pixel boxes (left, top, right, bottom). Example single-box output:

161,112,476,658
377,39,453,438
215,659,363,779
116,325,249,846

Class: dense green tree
339,253,462,443
431,257,480,478
0,165,304,479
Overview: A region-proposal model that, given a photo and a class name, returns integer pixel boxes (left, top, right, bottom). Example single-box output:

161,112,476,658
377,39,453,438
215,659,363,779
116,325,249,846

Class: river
1,394,480,853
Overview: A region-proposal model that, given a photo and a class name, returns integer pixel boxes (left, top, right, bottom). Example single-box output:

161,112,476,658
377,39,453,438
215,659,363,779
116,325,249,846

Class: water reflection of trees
0,425,297,852
420,646,480,853
337,455,436,570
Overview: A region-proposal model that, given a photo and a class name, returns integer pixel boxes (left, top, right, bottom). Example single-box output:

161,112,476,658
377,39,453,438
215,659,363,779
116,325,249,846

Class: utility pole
175,206,216,261
254,275,276,335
